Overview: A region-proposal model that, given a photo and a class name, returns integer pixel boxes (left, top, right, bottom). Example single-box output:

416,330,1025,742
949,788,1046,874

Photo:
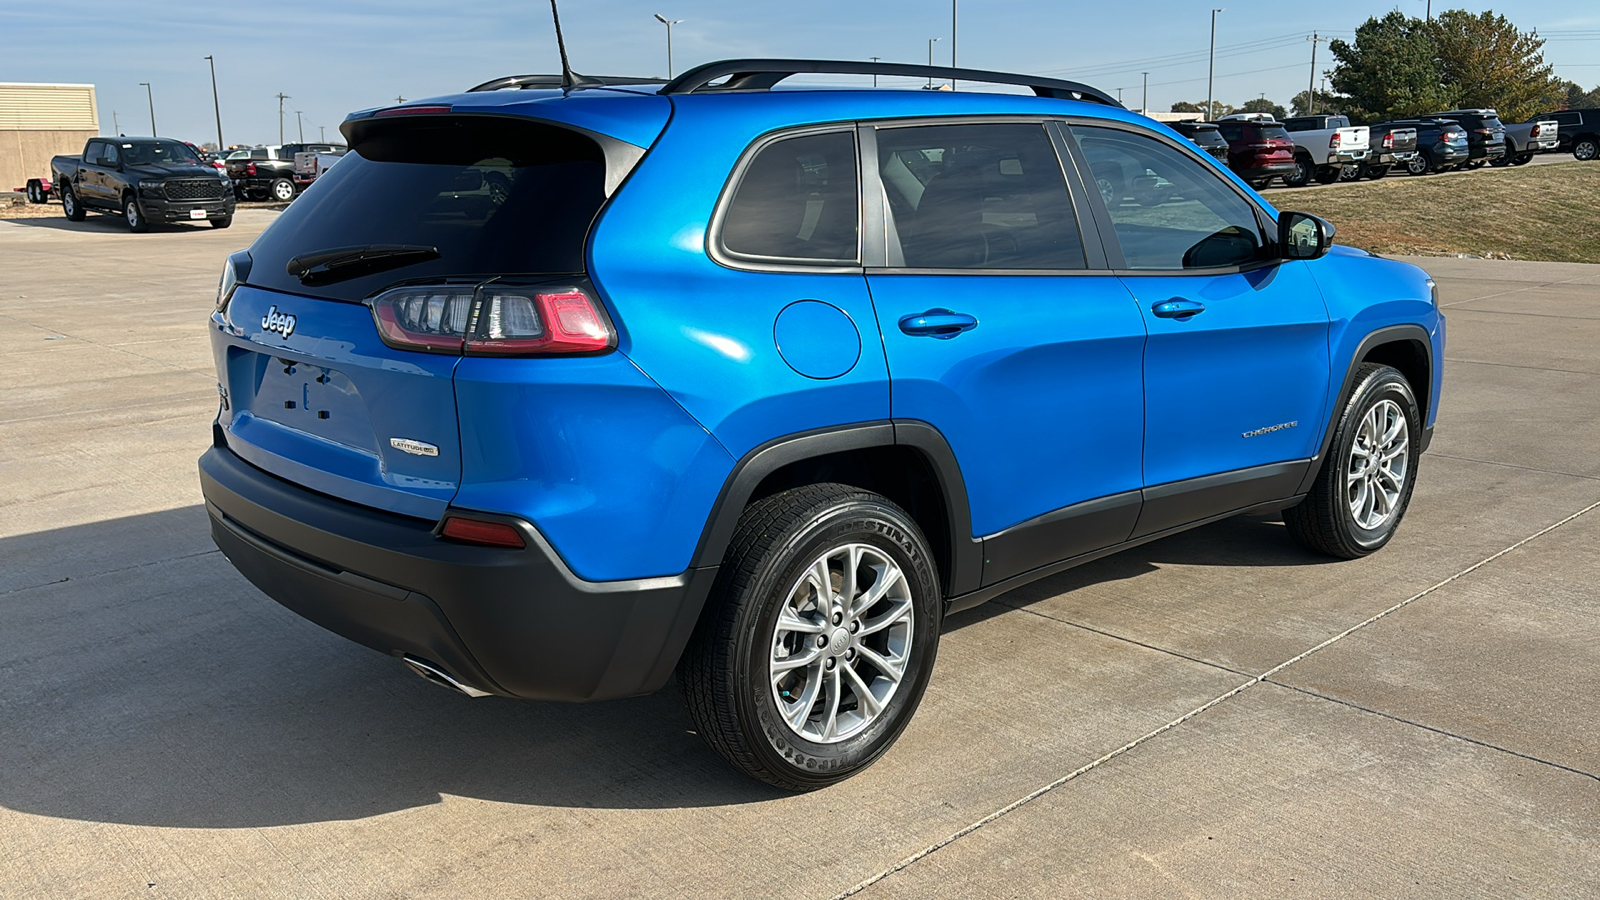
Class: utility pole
1307,32,1330,115
1207,9,1224,122
205,56,224,151
653,14,683,79
950,0,957,89
319,125,325,142
1117,87,1123,104
139,82,156,135
1142,72,1149,114
926,37,940,88
295,110,304,142
112,110,119,135
395,95,405,104
870,56,881,87
276,92,290,144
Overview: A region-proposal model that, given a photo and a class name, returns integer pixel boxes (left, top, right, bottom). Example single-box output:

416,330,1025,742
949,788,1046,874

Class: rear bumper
1234,160,1298,179
199,443,717,701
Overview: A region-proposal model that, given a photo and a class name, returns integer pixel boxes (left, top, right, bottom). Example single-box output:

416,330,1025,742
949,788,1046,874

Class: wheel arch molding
688,420,982,598
1298,324,1434,496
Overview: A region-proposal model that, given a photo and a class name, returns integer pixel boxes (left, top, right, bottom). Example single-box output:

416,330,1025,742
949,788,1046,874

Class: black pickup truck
224,143,346,201
51,137,235,232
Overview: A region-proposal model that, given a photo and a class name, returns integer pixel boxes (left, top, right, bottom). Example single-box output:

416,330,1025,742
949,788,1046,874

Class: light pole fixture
204,56,224,151
276,92,290,145
653,14,684,79
1206,9,1224,122
926,37,941,88
139,82,156,135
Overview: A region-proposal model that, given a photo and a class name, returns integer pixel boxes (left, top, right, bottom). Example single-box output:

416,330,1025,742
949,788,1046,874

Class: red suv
1214,118,1298,188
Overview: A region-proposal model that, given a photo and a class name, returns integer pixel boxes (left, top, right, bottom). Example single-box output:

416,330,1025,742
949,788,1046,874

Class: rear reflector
441,516,526,549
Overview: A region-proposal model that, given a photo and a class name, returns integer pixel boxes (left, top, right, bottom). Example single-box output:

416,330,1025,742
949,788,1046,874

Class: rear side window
876,122,1086,270
245,116,608,301
1073,125,1267,271
720,130,860,264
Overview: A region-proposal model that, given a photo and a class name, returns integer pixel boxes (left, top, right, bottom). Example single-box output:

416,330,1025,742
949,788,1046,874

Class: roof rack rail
658,58,1122,108
467,74,667,93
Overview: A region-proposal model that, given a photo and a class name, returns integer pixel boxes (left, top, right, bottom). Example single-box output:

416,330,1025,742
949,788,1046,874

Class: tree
1238,97,1288,119
1327,11,1452,122
1563,81,1600,109
1430,10,1562,122
1290,89,1342,117
1171,100,1232,119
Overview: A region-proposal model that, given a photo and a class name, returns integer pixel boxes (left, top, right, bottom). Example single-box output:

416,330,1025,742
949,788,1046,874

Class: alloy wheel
1346,398,1410,531
768,543,914,744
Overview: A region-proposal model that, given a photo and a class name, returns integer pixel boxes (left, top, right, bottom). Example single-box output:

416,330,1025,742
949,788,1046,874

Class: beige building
1,83,99,192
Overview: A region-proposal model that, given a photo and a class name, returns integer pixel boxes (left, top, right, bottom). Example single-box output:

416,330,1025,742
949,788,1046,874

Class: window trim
708,123,865,274
1056,117,1284,277
861,115,1108,276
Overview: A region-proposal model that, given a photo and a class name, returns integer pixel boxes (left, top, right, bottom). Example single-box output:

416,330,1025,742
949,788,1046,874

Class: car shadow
1,212,220,234
0,504,1328,828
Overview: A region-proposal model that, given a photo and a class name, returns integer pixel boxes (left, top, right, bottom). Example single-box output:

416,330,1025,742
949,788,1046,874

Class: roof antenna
548,0,582,89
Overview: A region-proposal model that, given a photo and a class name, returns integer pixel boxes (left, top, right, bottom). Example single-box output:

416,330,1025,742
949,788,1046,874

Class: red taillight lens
1329,132,1342,148
375,105,453,117
1382,133,1394,149
368,284,613,356
441,516,526,549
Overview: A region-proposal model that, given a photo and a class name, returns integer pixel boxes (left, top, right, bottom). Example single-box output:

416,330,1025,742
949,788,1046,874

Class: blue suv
199,60,1444,790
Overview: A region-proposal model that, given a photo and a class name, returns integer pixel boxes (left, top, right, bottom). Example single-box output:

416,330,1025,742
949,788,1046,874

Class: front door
1067,123,1331,537
864,121,1148,588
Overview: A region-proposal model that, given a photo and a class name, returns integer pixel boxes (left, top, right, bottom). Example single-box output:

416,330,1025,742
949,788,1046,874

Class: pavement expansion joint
1440,357,1600,378
0,311,199,373
0,548,221,598
1438,276,1597,309
1426,452,1600,483
835,497,1600,899
1266,681,1599,782
992,600,1254,679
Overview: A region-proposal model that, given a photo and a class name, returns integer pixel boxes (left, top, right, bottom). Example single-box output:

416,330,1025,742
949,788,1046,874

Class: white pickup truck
1271,114,1371,186
292,149,346,189
1497,117,1559,167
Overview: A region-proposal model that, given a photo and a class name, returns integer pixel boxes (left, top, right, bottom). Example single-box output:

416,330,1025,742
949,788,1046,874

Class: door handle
1151,298,1206,319
899,309,978,339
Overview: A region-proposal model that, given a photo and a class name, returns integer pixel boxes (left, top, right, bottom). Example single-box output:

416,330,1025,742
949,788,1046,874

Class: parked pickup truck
292,149,346,189
1496,117,1559,166
1273,114,1371,186
225,143,347,201
50,137,235,232
1359,124,1419,180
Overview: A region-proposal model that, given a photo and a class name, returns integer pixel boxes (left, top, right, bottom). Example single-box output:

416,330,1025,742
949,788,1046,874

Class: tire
1283,155,1312,188
61,185,85,221
210,215,233,229
1406,152,1431,176
122,195,149,233
1574,138,1598,161
26,182,43,204
1339,164,1363,182
1512,153,1533,166
1489,152,1513,168
1364,165,1389,180
1466,159,1486,169
1285,364,1421,559
1313,166,1341,185
678,483,942,791
269,178,296,202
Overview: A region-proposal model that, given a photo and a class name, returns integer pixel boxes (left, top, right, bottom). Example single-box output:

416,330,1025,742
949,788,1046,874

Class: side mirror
1278,210,1335,260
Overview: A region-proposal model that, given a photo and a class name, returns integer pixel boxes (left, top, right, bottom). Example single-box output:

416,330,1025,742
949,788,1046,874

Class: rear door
1065,122,1331,537
864,120,1147,586
214,114,614,519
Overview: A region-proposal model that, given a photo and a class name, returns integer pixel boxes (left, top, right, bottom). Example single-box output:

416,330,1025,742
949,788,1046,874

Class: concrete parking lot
1,211,1596,899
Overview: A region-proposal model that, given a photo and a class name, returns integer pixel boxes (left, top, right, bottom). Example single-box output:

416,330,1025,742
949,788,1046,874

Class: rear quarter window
718,130,860,265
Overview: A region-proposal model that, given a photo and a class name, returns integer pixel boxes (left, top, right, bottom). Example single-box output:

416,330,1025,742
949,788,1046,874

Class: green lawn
1274,159,1600,263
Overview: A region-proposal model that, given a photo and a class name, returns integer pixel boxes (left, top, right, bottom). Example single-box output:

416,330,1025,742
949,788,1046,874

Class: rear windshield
1258,125,1291,142
245,116,607,301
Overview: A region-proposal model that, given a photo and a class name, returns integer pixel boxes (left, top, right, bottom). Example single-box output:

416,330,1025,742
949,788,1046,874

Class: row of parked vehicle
1171,106,1600,189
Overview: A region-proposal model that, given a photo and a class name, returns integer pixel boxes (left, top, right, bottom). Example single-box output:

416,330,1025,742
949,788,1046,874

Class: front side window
876,122,1086,269
720,130,859,264
1072,125,1268,271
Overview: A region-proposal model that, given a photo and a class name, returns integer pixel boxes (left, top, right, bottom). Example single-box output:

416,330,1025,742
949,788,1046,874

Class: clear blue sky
6,0,1598,146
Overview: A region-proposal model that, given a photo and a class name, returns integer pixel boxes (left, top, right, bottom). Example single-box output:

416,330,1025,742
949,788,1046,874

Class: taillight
1329,132,1342,148
1475,128,1491,135
245,162,257,176
1382,133,1394,149
368,283,614,356
440,515,526,549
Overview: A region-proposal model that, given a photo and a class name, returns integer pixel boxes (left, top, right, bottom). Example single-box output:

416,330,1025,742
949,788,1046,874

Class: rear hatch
1381,127,1418,154
1252,124,1296,162
212,112,614,519
1332,126,1370,154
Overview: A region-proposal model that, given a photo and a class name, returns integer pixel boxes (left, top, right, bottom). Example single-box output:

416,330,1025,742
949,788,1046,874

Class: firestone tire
1285,364,1421,559
61,186,85,221
678,483,942,792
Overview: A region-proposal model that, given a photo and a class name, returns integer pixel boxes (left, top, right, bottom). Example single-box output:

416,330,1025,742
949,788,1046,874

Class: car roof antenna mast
548,0,589,90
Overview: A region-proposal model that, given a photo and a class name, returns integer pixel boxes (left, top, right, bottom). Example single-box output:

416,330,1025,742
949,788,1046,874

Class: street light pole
926,37,940,88
112,110,119,135
1206,9,1223,122
950,0,957,89
139,82,156,135
870,56,881,87
295,110,304,142
1142,71,1149,114
653,14,684,79
276,92,290,145
204,56,224,151
319,125,325,142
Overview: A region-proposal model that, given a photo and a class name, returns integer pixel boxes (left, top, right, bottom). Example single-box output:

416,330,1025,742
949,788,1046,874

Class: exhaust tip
401,655,493,698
